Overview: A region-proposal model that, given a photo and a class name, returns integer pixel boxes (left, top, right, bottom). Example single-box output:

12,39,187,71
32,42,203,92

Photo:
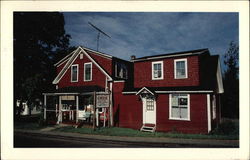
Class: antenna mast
88,22,111,51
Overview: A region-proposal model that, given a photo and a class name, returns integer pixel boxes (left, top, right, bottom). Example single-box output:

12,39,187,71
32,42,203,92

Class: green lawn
52,126,239,140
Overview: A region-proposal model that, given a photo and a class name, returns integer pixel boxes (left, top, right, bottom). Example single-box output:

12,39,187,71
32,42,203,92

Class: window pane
179,98,187,105
171,107,180,118
180,108,188,119
85,64,91,80
72,66,77,81
153,63,162,78
176,61,186,78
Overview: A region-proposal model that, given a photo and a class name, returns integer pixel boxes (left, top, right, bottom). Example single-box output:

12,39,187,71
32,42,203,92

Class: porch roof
44,85,105,95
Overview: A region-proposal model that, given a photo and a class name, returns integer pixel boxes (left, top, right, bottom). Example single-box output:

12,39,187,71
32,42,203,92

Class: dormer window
71,64,78,82
115,62,128,79
152,61,163,80
174,59,188,79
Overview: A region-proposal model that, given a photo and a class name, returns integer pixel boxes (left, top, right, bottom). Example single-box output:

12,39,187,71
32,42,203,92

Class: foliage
222,41,239,118
210,119,239,137
14,12,73,117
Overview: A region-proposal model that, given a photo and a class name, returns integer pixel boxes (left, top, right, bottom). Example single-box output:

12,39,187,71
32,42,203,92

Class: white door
143,98,156,124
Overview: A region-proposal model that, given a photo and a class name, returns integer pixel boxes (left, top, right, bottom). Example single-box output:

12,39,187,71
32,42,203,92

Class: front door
143,97,156,124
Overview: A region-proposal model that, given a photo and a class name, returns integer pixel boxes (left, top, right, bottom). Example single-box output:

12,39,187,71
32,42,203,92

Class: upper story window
169,94,190,121
115,62,128,79
84,62,92,81
152,61,163,80
174,59,188,79
71,64,78,82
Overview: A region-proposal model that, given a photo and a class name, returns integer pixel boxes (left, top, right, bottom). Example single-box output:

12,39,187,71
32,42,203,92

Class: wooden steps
140,124,156,132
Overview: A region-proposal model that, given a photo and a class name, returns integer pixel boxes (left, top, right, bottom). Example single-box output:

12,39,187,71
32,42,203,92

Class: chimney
130,55,136,60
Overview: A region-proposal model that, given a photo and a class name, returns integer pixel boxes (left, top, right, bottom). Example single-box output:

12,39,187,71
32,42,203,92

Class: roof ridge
135,48,209,60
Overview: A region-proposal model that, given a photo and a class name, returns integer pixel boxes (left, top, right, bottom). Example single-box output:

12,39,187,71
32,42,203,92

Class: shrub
211,120,239,135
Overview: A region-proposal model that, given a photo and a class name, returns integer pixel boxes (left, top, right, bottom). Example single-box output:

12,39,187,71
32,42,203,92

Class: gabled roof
131,48,209,62
52,46,112,84
136,87,155,95
54,46,113,67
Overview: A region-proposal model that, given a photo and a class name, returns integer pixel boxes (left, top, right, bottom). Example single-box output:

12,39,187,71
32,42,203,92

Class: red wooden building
43,46,223,134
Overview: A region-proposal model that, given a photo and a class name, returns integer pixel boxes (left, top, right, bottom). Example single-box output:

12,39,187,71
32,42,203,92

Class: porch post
43,94,47,120
207,94,211,133
59,96,62,123
109,82,113,127
76,95,79,123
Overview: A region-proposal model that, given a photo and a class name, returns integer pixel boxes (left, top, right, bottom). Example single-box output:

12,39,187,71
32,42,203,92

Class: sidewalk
14,128,239,148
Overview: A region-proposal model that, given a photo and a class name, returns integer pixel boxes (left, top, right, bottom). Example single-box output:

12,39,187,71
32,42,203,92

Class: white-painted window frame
169,94,190,121
174,58,188,79
71,64,78,82
84,62,92,81
152,61,164,80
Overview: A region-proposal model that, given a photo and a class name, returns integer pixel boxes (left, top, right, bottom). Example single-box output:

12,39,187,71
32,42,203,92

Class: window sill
169,118,190,121
71,81,78,83
174,77,188,79
84,80,92,82
152,78,164,80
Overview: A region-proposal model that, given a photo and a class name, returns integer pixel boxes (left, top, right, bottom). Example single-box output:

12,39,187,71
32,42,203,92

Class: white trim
54,49,76,66
152,61,164,80
52,46,112,84
82,46,113,59
207,94,211,133
52,47,81,84
122,90,213,94
136,87,154,95
131,51,205,62
169,94,190,121
156,90,213,93
122,91,137,94
80,47,112,81
84,62,92,81
174,58,188,79
71,64,78,82
113,80,125,83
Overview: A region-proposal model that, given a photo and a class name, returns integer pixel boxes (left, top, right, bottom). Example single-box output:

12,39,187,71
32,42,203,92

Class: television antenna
88,22,111,51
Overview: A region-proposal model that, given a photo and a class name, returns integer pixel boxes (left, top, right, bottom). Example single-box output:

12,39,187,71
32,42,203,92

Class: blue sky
63,12,238,69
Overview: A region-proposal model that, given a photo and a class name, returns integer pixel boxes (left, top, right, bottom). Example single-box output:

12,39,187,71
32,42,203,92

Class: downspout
110,81,113,127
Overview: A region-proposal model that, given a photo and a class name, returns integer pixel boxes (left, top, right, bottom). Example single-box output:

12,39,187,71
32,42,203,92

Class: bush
211,120,239,135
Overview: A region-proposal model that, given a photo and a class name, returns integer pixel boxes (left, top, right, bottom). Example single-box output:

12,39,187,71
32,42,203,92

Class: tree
14,12,72,117
222,41,239,118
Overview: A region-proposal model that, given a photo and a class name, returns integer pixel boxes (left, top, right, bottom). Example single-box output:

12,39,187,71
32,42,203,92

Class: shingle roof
47,85,105,93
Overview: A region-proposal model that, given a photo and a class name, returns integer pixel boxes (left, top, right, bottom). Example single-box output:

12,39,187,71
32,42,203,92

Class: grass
14,122,49,130
52,126,239,140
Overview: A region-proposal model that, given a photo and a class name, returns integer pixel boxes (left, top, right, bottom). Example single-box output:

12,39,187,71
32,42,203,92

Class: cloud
63,12,239,63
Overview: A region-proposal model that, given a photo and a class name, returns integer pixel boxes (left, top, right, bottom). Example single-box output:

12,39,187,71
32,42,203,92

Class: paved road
14,131,236,148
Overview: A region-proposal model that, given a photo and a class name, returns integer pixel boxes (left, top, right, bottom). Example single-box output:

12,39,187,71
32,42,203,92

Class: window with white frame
71,64,78,82
152,61,163,80
169,94,190,120
174,59,187,79
84,62,92,81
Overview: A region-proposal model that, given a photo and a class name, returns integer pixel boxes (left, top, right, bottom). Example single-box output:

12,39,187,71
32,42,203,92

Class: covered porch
43,86,112,127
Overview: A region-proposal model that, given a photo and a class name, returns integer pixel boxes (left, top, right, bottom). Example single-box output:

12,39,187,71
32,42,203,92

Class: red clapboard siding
58,54,107,89
86,50,112,75
156,94,208,134
113,82,142,130
134,56,200,88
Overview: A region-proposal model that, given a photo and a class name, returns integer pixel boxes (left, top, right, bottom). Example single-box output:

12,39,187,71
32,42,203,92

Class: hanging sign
96,94,109,108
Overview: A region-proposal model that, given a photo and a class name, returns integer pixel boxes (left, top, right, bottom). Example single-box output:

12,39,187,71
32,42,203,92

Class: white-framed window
115,62,128,79
84,62,92,81
71,64,78,82
174,59,188,79
169,94,190,121
152,61,164,80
